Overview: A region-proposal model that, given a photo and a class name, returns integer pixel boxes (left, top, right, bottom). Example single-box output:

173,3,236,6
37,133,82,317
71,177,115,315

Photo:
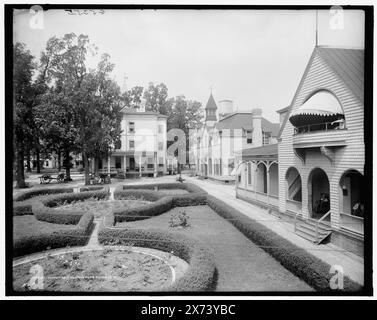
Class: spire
205,92,217,124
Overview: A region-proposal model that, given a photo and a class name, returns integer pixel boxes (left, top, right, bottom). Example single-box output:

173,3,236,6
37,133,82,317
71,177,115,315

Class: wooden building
236,46,365,256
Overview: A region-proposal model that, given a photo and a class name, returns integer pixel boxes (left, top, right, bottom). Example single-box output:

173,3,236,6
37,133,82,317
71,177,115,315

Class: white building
194,93,279,182
101,106,168,178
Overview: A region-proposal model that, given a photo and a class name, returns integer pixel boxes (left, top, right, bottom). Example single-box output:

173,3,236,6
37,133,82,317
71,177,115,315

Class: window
45,161,49,166
158,125,163,134
128,121,135,133
129,140,135,149
147,157,154,169
115,140,121,149
159,157,164,167
263,132,271,146
247,138,253,144
158,142,164,151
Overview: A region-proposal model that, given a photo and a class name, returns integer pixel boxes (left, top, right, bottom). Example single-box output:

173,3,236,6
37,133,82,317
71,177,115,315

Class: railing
315,210,331,243
340,212,364,235
293,120,345,135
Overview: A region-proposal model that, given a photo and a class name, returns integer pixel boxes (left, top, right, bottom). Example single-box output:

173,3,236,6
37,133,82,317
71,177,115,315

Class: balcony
292,121,347,149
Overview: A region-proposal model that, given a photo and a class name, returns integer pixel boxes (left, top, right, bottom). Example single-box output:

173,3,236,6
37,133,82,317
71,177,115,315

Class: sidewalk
183,175,364,286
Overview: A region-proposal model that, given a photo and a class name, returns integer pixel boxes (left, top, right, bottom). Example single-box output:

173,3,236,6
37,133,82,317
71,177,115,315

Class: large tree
13,43,36,188
143,82,168,113
36,33,122,184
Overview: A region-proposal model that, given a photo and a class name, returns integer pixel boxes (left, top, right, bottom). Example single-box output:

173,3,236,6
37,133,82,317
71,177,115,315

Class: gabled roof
205,93,218,110
214,112,279,137
277,46,364,138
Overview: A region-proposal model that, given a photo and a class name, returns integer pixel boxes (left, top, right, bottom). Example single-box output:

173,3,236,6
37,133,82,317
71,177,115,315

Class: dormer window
289,91,345,135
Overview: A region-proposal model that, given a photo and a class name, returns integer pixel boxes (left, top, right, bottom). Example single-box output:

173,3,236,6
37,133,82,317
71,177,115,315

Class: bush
206,195,363,292
14,187,74,202
98,225,216,292
13,204,33,216
13,212,94,257
32,189,109,225
113,196,173,223
79,186,105,192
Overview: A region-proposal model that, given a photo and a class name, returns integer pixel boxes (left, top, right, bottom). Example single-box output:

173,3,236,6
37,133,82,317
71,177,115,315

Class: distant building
236,46,365,256
193,93,279,181
100,101,168,178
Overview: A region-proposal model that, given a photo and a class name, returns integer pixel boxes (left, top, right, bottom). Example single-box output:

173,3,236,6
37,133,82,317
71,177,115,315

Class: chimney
251,108,263,147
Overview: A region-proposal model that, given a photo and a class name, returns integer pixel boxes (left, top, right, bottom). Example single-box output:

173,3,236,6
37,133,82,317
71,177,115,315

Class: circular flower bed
13,248,173,292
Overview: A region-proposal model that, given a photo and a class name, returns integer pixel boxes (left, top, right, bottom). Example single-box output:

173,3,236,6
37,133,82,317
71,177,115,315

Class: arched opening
339,170,364,234
269,163,279,197
285,167,302,202
308,168,330,220
256,162,267,194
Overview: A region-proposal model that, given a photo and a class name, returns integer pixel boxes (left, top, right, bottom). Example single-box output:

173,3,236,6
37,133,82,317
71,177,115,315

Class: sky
13,8,364,123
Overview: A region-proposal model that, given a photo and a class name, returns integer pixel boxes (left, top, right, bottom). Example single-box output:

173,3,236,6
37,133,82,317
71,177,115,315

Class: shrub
13,212,94,257
79,186,105,192
13,204,33,216
98,225,216,292
14,187,74,202
113,196,173,223
206,195,363,292
32,189,109,225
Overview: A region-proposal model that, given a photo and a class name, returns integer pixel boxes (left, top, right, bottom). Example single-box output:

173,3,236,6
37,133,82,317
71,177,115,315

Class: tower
205,93,218,127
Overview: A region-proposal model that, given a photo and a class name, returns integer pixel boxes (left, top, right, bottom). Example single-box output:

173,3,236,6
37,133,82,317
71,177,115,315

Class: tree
166,95,203,168
13,43,36,188
36,34,122,184
122,85,143,109
143,82,168,113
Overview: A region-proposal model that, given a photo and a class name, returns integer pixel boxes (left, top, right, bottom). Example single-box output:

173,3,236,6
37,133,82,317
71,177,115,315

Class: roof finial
315,10,319,47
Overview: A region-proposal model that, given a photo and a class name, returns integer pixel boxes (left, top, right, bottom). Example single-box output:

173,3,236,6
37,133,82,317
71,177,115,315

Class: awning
289,91,344,127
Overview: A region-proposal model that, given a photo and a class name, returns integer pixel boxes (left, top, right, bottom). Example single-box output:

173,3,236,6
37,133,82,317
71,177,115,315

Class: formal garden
12,182,363,293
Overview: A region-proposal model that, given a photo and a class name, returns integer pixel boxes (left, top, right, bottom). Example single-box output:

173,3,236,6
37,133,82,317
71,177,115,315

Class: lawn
13,215,73,242
117,205,313,291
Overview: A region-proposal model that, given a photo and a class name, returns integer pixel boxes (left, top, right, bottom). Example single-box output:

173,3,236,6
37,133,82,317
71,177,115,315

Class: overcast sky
13,9,364,123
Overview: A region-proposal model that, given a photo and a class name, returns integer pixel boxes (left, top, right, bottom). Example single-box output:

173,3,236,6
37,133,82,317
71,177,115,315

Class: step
295,229,318,243
297,222,330,236
305,218,332,230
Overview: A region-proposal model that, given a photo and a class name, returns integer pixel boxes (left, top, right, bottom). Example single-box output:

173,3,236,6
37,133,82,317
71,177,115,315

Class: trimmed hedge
13,212,94,257
114,187,165,202
121,182,206,194
98,224,216,291
32,189,109,225
206,195,363,292
13,203,33,216
79,186,105,192
14,187,74,202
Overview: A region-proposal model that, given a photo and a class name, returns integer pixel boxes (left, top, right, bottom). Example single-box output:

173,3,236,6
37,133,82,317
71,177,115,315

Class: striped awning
289,91,344,126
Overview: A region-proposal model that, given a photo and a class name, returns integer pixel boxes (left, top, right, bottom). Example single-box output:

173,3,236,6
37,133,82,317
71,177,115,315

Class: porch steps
295,218,332,244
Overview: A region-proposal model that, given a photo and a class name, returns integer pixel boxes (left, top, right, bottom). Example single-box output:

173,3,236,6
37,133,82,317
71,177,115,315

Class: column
139,154,142,178
254,162,257,201
267,163,270,206
107,155,111,175
154,153,157,178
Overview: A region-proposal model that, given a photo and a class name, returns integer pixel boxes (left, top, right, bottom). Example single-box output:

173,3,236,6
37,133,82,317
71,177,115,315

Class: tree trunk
64,149,72,181
94,155,99,176
26,150,31,172
36,150,41,173
57,151,61,172
83,151,90,185
16,148,26,188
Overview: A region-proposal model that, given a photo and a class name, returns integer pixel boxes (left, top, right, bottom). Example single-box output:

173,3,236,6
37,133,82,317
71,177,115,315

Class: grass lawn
156,189,189,195
13,215,73,242
56,199,151,219
117,205,314,291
